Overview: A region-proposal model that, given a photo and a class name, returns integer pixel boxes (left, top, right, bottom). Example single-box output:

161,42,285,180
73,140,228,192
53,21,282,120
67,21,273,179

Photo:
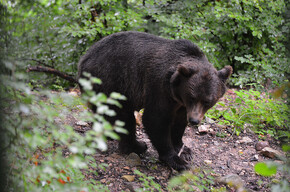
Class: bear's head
170,60,232,126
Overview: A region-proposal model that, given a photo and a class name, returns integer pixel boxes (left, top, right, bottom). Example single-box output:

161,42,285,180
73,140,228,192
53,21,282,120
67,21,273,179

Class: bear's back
78,32,208,109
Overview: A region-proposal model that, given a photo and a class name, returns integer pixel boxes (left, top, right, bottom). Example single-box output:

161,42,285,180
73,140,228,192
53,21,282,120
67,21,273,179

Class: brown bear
78,31,232,171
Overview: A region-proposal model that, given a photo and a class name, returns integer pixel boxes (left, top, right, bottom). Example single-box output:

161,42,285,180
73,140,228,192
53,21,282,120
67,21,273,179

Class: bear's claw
119,140,147,155
179,146,193,162
161,155,189,172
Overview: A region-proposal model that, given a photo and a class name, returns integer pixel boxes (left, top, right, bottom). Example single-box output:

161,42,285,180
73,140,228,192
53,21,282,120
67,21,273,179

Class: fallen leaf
58,178,66,184
122,175,135,182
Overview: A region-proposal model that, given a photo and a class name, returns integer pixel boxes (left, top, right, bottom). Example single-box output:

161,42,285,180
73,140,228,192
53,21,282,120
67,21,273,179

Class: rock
107,153,123,162
124,182,141,191
271,179,280,184
122,175,135,182
237,136,253,144
100,178,107,183
243,123,254,134
123,166,130,170
204,160,212,165
218,174,246,192
198,125,210,133
205,117,215,124
68,91,78,97
125,153,141,167
260,147,284,159
255,141,270,151
213,141,219,146
249,154,259,162
75,121,88,126
239,170,245,176
216,124,227,129
209,128,216,136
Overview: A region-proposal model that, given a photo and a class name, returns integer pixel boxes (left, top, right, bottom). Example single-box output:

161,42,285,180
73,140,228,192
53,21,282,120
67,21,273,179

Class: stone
216,124,227,129
100,178,106,183
237,136,253,144
260,147,284,159
255,141,270,151
125,153,142,167
68,91,78,97
124,182,141,192
250,154,259,162
218,174,246,192
205,117,215,124
75,121,88,126
198,125,210,133
209,128,216,136
204,160,212,165
213,141,219,146
243,123,254,134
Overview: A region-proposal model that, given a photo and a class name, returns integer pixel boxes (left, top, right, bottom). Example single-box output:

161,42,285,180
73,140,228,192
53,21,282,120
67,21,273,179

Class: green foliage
134,170,163,192
1,0,289,191
147,0,288,88
233,55,288,89
254,145,290,192
1,60,126,191
254,162,277,177
60,0,147,40
168,169,226,192
3,0,81,87
206,89,289,137
3,0,288,89
133,168,227,192
2,0,149,88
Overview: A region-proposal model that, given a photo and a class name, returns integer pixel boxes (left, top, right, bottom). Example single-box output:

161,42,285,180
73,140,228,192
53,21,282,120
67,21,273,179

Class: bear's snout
189,118,200,125
187,102,204,126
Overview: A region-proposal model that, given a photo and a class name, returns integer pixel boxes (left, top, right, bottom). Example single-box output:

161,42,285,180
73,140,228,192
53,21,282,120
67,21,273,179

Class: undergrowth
2,72,126,191
206,89,289,140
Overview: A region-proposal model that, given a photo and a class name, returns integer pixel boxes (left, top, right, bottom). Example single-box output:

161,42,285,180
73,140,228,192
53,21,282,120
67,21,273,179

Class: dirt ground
66,90,287,192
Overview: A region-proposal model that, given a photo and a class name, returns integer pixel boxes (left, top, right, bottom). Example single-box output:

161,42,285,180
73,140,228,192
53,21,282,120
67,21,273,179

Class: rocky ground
63,90,288,192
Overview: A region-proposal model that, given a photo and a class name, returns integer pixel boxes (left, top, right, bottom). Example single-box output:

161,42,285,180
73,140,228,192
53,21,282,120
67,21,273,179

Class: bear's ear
170,70,180,86
177,64,197,77
218,65,233,82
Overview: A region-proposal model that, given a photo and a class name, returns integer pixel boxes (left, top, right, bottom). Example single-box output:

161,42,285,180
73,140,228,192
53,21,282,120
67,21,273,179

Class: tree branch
27,65,77,84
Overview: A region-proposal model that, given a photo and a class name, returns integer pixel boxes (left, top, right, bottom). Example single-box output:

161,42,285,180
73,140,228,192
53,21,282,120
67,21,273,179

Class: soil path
66,91,286,192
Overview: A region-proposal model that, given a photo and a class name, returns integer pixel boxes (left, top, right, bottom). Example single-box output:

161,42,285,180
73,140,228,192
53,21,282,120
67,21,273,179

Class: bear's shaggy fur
78,31,232,171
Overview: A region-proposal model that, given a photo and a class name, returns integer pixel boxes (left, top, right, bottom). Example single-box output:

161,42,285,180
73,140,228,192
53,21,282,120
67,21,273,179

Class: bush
1,62,126,191
206,89,289,137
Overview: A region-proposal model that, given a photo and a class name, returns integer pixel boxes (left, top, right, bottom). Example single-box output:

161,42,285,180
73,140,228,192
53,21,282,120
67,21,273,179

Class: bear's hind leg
116,106,147,155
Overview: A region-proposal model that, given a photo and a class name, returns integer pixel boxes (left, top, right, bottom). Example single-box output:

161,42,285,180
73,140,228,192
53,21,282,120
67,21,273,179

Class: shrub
1,64,125,191
206,89,289,137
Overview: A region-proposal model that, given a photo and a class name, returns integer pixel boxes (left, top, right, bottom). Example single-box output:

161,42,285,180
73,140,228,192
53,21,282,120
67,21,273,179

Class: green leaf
90,77,102,84
78,78,92,90
115,127,128,134
104,131,120,140
254,162,277,177
231,108,236,114
282,145,290,152
115,120,125,127
110,92,126,100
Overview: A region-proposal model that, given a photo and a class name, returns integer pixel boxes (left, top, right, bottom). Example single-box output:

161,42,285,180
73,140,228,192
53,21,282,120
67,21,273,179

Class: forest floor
63,90,287,192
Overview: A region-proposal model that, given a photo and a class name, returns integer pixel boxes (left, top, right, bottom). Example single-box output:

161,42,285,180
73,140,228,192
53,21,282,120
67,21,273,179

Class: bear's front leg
171,107,193,162
143,107,189,171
